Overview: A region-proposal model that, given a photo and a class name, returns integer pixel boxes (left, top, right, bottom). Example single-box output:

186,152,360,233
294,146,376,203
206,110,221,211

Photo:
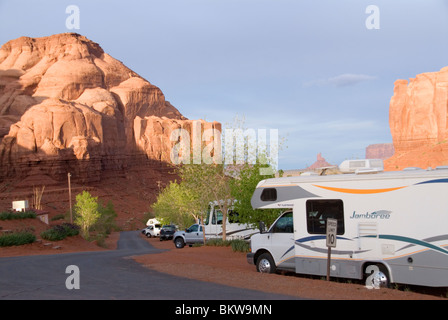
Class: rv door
268,211,295,271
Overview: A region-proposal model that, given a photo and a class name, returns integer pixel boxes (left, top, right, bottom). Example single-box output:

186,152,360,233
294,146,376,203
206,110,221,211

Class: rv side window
212,209,223,225
261,188,277,201
306,200,344,235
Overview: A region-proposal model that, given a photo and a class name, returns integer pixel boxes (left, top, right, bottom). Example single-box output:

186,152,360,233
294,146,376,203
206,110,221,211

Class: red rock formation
305,153,333,170
365,143,394,160
0,33,220,183
384,66,448,170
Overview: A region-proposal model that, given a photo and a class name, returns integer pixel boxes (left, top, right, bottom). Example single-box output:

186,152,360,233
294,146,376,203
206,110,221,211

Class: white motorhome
142,218,162,237
173,201,258,248
203,201,257,240
247,167,448,287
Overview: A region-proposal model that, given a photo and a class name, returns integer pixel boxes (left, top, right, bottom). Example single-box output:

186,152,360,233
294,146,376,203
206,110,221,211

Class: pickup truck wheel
146,233,152,238
174,237,185,249
256,253,276,274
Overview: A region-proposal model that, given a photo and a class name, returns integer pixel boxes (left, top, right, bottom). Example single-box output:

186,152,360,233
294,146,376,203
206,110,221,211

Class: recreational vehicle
204,201,257,239
173,201,257,248
247,167,448,287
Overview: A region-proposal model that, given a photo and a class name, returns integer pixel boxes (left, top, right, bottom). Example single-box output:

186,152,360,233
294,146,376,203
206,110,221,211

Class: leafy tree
178,162,234,241
93,200,118,235
151,180,199,228
230,162,282,229
74,191,101,239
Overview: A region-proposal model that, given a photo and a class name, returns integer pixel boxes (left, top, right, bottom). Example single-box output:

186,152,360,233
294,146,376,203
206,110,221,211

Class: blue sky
1,0,448,170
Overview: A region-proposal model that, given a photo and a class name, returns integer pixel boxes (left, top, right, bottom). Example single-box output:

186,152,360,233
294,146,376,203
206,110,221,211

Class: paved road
0,231,300,300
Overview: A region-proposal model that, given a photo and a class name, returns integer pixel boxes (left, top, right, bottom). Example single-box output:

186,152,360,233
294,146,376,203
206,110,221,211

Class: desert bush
0,232,36,247
0,211,36,220
206,238,231,247
205,238,250,252
40,223,80,241
230,239,250,252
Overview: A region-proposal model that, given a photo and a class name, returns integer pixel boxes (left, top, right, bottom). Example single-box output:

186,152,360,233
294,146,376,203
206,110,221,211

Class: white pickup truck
173,224,204,248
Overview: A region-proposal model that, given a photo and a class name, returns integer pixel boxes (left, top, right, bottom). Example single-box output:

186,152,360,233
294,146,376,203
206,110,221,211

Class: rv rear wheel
256,253,276,274
364,264,390,289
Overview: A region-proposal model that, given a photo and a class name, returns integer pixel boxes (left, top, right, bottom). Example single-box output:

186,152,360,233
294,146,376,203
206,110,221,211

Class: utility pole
68,173,73,223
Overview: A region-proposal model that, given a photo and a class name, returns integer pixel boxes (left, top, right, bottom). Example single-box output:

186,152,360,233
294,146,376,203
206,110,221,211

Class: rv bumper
246,252,255,265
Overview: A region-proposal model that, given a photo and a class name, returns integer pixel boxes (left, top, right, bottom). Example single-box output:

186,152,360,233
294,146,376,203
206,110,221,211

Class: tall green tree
179,163,234,240
74,191,101,239
151,180,199,228
230,162,283,228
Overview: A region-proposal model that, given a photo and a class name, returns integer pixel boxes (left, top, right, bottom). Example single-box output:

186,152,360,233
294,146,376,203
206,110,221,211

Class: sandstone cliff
0,33,220,183
365,143,394,160
384,66,448,170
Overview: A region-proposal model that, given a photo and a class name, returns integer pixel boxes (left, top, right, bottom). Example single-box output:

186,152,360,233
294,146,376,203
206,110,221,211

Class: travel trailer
247,167,448,287
203,201,257,240
173,201,258,248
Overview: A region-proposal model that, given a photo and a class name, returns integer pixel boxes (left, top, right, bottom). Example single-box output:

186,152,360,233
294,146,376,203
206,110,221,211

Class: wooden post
68,173,73,224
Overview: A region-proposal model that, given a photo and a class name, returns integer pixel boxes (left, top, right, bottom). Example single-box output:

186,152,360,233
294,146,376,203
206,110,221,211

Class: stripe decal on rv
312,185,406,194
363,234,448,256
312,178,448,195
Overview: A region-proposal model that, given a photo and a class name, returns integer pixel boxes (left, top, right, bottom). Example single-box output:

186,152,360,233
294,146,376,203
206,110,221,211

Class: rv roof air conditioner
339,159,384,174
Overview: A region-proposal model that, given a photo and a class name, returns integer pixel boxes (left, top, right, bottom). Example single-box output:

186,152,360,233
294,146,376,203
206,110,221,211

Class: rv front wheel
256,253,276,274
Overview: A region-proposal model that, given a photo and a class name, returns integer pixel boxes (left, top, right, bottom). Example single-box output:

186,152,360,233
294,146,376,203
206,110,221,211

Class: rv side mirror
258,221,266,234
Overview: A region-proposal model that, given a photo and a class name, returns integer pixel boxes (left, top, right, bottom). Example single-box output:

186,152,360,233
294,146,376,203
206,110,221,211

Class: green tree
93,200,118,235
74,191,101,239
230,162,282,228
151,180,199,228
179,162,234,241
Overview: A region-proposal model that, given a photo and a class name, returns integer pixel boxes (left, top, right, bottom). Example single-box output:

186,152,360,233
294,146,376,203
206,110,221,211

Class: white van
247,167,448,287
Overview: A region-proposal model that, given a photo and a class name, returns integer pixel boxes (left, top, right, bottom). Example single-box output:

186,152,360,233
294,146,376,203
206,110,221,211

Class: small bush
230,239,250,252
206,238,231,247
40,223,80,241
0,232,36,247
0,211,37,220
205,238,250,252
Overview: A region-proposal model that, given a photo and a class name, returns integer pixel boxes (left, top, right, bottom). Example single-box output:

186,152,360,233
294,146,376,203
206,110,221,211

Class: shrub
0,211,37,220
230,239,250,252
40,223,80,241
0,232,36,247
206,238,231,247
205,238,250,252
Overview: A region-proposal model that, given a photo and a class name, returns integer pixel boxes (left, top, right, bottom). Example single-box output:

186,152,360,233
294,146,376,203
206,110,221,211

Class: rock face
0,33,220,182
305,153,333,170
384,66,448,170
365,143,394,160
